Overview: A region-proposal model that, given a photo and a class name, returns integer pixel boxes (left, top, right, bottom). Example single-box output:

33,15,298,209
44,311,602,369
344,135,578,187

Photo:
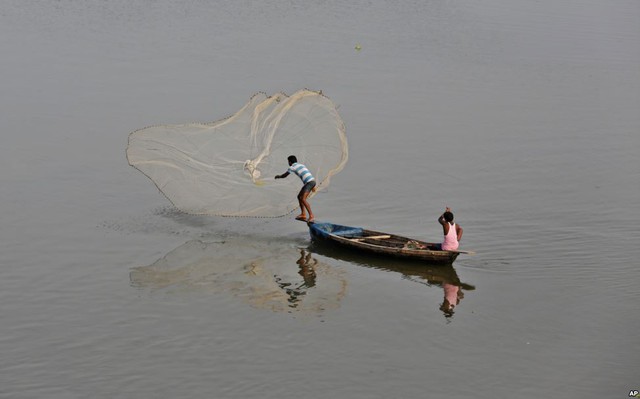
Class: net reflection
309,241,475,320
130,239,347,314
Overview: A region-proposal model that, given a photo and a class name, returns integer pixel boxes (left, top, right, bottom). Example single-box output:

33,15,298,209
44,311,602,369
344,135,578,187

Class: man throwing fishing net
275,155,316,222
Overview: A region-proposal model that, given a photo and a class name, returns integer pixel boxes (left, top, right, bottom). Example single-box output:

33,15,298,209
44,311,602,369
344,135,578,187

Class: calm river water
1,1,638,398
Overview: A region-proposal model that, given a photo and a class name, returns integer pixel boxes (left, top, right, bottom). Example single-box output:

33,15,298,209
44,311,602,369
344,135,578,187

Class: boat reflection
130,239,347,314
309,241,475,319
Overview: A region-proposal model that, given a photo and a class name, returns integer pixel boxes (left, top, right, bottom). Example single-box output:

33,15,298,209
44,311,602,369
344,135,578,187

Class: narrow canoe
308,221,470,264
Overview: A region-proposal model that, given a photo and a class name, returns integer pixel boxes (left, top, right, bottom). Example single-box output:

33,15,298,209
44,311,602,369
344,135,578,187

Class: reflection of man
274,249,318,308
399,264,472,319
440,282,464,318
297,249,317,288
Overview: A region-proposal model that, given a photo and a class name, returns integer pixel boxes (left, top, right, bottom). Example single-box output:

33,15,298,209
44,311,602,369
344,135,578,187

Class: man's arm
456,225,463,242
438,207,449,226
438,207,451,232
437,214,449,235
275,171,290,179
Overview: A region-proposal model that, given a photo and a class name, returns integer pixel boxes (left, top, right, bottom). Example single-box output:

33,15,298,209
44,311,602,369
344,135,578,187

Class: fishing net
127,89,348,217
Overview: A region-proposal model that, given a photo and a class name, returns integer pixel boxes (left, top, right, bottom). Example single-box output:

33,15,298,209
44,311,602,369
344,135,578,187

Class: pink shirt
443,282,459,306
441,222,459,251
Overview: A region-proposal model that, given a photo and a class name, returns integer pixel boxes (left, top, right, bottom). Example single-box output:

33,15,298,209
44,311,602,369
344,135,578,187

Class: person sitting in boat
438,207,463,251
275,155,316,222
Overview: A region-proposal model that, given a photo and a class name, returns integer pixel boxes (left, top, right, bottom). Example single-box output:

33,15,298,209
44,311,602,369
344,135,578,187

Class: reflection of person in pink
437,207,463,251
440,281,464,318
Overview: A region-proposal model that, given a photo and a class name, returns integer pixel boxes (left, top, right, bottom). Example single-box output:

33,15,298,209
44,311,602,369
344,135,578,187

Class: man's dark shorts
300,180,316,195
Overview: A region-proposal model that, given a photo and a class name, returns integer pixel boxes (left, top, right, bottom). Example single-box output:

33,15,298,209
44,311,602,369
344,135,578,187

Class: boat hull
308,222,460,264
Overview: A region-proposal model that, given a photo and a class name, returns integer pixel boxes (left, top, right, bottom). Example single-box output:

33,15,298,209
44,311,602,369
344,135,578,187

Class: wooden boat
307,221,473,264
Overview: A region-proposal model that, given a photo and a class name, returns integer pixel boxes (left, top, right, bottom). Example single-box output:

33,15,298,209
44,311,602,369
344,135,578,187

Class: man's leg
295,188,307,220
301,191,314,221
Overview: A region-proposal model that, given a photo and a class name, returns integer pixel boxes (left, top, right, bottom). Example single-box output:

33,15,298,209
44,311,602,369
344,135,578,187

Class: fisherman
438,207,463,251
275,155,316,222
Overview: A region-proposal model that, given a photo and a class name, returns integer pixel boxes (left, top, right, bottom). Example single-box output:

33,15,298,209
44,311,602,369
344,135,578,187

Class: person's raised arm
438,207,452,235
438,213,447,226
438,206,451,226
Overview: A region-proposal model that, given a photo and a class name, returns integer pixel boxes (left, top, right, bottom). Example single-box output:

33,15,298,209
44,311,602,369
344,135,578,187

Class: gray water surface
1,1,639,398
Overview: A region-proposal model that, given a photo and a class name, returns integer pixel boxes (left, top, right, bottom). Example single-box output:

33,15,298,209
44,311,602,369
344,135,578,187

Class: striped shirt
288,162,315,184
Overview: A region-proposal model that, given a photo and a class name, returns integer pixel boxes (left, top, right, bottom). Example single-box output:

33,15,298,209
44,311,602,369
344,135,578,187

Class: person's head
287,155,297,166
439,299,455,318
443,211,454,223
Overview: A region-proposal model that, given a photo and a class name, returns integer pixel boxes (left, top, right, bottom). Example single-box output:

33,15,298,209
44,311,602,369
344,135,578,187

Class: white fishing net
127,89,348,217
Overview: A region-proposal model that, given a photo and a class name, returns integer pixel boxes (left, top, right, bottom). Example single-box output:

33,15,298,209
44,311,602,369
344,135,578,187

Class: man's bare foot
295,215,307,221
